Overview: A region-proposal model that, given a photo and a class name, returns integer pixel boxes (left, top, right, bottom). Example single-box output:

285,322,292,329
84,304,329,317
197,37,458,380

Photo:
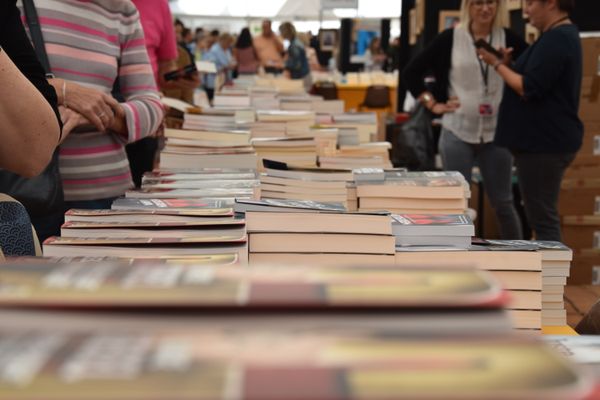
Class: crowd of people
0,0,583,253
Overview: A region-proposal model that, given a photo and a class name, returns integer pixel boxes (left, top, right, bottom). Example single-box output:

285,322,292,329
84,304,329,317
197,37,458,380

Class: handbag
395,103,436,171
0,0,64,218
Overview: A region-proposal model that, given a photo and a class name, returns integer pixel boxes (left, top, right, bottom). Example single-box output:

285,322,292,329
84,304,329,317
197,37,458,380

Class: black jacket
403,28,528,103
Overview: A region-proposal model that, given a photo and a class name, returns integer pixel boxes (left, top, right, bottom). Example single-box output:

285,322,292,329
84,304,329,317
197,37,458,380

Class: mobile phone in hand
474,39,504,59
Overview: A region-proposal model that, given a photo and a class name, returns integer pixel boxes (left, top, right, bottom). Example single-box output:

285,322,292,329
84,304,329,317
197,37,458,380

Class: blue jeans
439,128,523,239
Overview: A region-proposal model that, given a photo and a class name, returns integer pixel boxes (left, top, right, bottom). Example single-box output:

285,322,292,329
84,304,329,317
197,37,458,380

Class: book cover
392,214,474,237
111,198,232,216
0,264,505,309
43,234,247,246
234,199,346,213
0,330,587,399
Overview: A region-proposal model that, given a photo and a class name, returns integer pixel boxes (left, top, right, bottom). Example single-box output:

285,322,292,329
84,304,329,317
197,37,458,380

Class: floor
565,285,600,328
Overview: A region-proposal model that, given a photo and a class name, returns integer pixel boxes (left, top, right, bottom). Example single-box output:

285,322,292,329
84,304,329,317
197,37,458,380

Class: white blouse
442,26,506,144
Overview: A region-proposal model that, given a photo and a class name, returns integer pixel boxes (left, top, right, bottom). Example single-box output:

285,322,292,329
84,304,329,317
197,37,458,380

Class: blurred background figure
298,32,322,71
203,33,236,100
364,37,386,71
279,22,312,91
128,0,181,188
234,28,259,75
254,19,284,74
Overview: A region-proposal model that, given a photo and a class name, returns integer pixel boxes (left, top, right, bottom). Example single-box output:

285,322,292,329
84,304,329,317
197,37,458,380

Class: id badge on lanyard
479,91,494,117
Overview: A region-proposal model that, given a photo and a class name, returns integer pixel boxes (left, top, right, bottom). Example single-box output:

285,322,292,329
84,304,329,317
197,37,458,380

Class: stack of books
337,142,392,161
392,214,475,248
394,240,572,331
159,127,257,170
212,92,252,109
0,258,589,399
182,108,254,131
250,110,315,139
236,199,394,266
395,243,543,330
259,161,357,210
317,112,378,143
252,137,320,169
43,199,249,263
125,169,260,203
356,171,470,215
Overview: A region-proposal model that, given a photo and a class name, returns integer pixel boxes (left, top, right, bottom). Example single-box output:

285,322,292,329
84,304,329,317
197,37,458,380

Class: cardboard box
579,76,600,122
559,189,600,215
564,162,600,179
562,224,600,250
569,249,600,284
582,37,600,78
578,135,600,157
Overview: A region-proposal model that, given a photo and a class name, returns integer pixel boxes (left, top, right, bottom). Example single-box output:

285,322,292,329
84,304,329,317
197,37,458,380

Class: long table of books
0,81,598,398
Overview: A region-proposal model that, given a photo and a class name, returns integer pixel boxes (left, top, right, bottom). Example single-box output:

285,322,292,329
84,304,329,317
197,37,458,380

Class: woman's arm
113,10,165,142
0,49,59,177
402,29,452,102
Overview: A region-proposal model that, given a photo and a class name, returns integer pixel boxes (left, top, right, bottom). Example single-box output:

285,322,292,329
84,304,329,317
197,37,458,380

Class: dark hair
174,18,185,28
236,28,253,49
210,29,220,37
182,28,192,38
557,0,575,13
195,27,204,35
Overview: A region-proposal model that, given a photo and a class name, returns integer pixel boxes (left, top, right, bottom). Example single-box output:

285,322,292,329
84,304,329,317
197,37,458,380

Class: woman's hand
55,80,123,132
58,106,90,143
430,96,461,114
477,47,501,67
477,47,514,69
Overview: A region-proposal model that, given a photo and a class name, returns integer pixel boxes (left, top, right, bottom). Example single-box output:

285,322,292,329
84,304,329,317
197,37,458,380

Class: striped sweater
19,0,164,201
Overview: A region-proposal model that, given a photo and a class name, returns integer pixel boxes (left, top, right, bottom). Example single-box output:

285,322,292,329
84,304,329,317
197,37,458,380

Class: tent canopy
170,0,400,19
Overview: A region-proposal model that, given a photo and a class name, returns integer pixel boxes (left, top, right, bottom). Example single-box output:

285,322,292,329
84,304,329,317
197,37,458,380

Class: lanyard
470,29,493,94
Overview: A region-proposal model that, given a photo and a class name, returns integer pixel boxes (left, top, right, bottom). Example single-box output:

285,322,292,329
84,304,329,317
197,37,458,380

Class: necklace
544,15,570,32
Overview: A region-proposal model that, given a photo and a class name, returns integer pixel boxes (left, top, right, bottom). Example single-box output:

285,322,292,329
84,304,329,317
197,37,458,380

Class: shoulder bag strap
21,0,52,74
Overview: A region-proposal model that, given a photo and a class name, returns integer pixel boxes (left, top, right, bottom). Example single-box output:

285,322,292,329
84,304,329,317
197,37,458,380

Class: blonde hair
459,0,509,29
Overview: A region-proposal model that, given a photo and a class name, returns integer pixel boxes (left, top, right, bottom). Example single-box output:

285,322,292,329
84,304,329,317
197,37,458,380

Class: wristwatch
421,92,436,109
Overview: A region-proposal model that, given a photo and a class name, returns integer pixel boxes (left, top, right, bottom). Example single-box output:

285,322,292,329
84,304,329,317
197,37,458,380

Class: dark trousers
31,209,64,244
514,152,575,242
64,197,118,211
126,137,158,188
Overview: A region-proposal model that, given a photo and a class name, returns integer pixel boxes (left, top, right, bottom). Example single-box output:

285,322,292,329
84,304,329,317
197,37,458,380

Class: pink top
131,0,178,84
236,46,259,74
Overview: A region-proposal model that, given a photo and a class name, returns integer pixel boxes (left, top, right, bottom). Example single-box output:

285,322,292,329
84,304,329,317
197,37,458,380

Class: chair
358,85,391,110
313,81,338,100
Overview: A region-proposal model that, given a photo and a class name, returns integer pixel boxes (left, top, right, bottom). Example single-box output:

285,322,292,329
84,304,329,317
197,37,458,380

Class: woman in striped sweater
19,0,165,209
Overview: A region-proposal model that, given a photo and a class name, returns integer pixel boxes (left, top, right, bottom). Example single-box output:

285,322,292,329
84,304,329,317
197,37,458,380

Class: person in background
203,33,236,100
298,32,322,71
279,22,312,91
0,0,62,178
403,0,527,240
254,19,284,74
234,28,259,75
364,37,387,71
386,36,401,71
478,0,581,241
209,30,220,47
174,19,185,42
19,0,164,210
181,27,195,56
129,0,194,188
